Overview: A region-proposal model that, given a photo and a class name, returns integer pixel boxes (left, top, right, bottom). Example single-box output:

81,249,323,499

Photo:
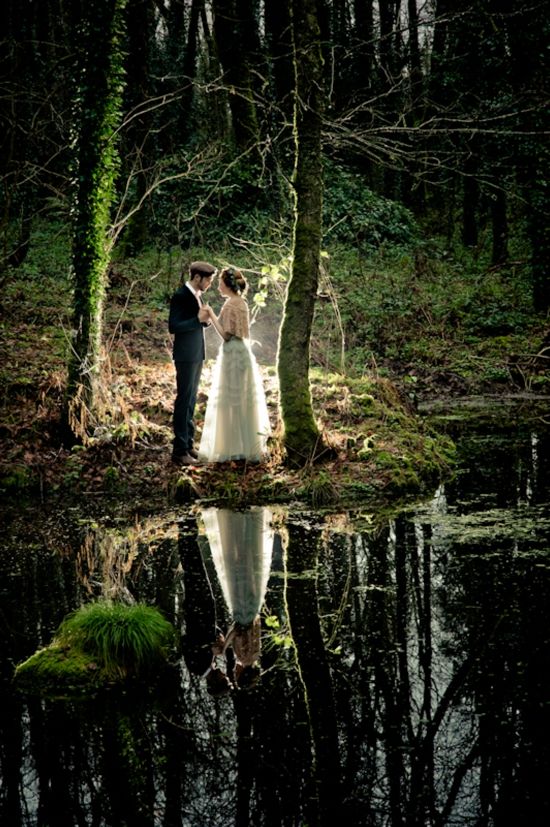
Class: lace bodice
219,295,250,339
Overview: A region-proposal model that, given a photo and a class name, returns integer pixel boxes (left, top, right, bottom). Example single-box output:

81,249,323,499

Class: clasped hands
198,305,213,324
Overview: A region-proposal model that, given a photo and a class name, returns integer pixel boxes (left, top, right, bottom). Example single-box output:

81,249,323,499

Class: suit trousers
173,360,203,456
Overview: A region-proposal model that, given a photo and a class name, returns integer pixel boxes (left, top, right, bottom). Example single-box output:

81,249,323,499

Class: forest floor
1,264,548,517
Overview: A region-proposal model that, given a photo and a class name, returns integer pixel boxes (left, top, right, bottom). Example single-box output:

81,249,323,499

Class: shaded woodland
1,8,550,823
0,0,548,472
3,1,547,279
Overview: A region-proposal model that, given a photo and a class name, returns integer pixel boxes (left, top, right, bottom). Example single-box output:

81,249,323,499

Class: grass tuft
57,601,175,680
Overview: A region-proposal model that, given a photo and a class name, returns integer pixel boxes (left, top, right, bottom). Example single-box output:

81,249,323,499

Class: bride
198,266,271,463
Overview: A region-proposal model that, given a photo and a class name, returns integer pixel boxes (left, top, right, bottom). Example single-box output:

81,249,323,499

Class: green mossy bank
13,602,176,699
171,370,456,509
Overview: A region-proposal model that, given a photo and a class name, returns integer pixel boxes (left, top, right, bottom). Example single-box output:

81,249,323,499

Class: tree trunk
462,152,479,248
179,0,203,139
264,0,293,120
212,0,260,152
62,0,127,443
528,176,550,312
121,0,155,255
277,0,325,467
504,0,550,311
407,0,422,97
491,187,508,266
378,0,402,199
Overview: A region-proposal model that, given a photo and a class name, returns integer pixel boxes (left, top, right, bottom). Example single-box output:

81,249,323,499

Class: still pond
1,400,550,826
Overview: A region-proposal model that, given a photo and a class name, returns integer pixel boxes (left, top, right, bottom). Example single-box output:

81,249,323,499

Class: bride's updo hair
221,266,248,296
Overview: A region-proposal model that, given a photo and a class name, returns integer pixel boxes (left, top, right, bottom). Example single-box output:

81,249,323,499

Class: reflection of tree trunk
394,518,413,739
0,690,23,824
366,525,406,825
159,670,192,827
517,592,550,824
30,702,80,826
1,541,79,824
250,532,309,825
336,535,377,823
150,537,181,622
285,520,342,826
156,522,201,827
408,520,435,823
102,708,155,826
234,692,255,827
178,516,222,676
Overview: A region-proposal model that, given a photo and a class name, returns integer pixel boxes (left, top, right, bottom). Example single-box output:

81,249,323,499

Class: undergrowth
1,183,546,507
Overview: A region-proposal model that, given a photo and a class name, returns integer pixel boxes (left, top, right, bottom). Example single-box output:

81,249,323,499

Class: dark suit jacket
168,285,206,362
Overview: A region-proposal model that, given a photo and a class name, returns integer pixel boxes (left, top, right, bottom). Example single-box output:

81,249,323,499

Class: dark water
1,406,550,827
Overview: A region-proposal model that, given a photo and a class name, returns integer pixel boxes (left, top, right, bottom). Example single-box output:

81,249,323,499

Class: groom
169,260,217,465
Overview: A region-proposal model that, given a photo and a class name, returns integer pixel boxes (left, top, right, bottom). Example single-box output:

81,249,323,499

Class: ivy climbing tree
63,0,127,443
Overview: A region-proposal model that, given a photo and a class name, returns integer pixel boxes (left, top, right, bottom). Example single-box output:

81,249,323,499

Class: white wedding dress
200,507,274,625
199,296,271,463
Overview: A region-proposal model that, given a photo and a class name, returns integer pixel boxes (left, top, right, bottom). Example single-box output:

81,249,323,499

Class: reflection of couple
202,507,273,694
169,260,271,466
180,507,274,696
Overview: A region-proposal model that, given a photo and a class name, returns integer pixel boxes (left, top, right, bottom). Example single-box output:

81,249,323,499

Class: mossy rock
14,643,107,699
13,601,176,699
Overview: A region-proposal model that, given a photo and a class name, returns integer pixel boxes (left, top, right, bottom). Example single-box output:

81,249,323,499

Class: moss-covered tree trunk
277,0,325,467
62,0,127,443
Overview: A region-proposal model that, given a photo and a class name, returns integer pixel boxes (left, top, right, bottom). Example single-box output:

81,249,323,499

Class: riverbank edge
1,366,461,514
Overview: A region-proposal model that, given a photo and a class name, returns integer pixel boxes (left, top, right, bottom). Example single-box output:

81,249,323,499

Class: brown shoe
188,447,199,459
171,453,199,466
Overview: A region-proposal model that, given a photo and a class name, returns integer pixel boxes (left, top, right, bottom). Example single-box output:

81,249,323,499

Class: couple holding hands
168,261,271,466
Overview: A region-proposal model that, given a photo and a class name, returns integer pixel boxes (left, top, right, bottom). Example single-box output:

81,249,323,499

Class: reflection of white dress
198,296,271,463
201,507,274,625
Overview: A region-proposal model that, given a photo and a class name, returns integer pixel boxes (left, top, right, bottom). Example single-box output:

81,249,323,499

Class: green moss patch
14,601,176,699
14,643,106,699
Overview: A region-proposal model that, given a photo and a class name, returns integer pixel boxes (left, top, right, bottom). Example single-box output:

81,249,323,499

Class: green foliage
0,465,33,495
103,465,121,490
57,601,175,680
8,218,71,281
264,615,294,655
323,161,419,247
145,150,287,249
311,237,541,386
124,150,419,258
14,600,176,697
